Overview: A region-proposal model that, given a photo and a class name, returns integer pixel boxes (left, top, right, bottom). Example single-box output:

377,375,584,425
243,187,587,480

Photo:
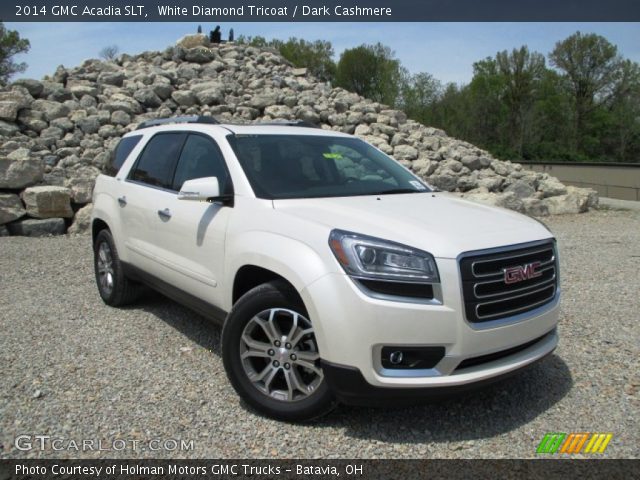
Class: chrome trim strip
475,285,556,320
456,238,559,329
471,247,555,278
473,268,556,299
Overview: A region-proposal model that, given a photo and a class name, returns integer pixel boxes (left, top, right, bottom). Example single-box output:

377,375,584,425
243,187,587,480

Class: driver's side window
172,134,229,192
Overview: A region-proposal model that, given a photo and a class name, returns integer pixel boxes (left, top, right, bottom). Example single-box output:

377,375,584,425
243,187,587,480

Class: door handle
117,196,127,207
157,208,172,220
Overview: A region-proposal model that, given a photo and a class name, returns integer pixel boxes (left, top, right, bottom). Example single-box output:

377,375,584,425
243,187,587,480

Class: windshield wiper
369,188,422,195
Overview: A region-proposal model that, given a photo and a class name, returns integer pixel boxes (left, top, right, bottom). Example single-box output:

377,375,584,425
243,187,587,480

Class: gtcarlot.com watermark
14,434,194,452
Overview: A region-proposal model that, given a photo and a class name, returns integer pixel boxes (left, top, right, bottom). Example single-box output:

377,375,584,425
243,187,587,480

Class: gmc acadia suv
91,116,560,421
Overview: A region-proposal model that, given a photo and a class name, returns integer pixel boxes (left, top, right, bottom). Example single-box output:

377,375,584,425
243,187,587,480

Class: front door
151,133,233,307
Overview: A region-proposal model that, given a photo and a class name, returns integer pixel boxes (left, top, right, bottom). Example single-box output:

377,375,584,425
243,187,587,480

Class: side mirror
178,177,221,201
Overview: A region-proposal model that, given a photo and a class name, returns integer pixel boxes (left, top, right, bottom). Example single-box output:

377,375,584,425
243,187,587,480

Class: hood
273,193,553,258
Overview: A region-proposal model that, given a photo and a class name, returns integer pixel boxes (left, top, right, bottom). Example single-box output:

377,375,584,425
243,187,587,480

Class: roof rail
256,120,320,128
136,115,220,130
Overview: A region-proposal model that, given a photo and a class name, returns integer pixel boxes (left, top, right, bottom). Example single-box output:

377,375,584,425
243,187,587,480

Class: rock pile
0,34,597,236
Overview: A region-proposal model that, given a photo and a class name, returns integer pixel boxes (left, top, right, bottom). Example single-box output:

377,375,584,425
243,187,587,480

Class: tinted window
130,133,186,189
229,134,430,199
105,135,142,176
172,134,230,192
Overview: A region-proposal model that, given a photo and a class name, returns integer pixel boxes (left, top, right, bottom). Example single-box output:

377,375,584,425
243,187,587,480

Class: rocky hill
0,34,597,236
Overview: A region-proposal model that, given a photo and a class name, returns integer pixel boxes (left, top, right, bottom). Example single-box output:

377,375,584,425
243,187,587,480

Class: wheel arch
92,218,111,244
232,265,300,305
225,231,333,313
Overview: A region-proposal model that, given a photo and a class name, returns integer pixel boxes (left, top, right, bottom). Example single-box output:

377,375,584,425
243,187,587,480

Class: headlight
328,229,439,283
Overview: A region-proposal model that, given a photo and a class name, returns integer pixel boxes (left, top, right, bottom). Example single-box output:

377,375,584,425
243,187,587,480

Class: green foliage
425,33,639,163
235,35,270,48
549,31,625,155
399,72,441,124
278,38,336,82
335,43,403,105
238,31,639,162
0,22,30,86
236,35,336,82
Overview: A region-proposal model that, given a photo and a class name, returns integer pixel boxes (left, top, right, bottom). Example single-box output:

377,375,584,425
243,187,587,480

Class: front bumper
322,329,557,406
300,257,560,396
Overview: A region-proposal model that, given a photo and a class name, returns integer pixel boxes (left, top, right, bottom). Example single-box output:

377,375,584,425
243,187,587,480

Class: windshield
227,134,431,199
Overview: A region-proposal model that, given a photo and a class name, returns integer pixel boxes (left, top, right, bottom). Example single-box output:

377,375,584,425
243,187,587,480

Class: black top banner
4,0,640,22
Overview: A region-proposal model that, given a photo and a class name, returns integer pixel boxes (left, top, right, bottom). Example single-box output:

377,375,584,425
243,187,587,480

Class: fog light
380,346,445,370
389,351,404,365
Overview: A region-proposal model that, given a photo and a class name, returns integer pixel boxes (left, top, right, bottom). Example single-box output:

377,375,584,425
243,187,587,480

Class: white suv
91,116,560,421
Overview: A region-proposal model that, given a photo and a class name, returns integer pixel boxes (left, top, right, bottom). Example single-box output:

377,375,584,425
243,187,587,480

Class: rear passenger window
129,133,186,189
172,134,230,192
105,135,142,176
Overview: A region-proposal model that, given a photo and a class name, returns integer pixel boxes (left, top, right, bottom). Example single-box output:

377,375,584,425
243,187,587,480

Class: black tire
93,229,141,307
222,280,336,421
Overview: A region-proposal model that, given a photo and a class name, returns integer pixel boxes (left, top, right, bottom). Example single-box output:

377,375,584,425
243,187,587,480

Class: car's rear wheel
93,229,141,306
222,280,336,421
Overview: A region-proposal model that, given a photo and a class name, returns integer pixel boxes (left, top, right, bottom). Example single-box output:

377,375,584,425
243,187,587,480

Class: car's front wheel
222,281,336,421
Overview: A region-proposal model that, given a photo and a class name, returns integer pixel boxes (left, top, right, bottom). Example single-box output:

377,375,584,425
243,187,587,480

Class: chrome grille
460,240,558,323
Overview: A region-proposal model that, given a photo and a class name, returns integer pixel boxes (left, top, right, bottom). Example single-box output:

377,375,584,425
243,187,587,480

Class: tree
494,47,546,157
528,69,575,160
277,38,336,82
335,43,403,106
465,57,508,154
235,35,269,47
605,60,640,161
99,45,120,61
0,22,30,86
550,31,623,154
399,72,441,124
236,36,336,82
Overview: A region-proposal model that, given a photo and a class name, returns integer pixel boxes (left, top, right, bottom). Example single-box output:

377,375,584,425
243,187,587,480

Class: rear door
150,133,233,306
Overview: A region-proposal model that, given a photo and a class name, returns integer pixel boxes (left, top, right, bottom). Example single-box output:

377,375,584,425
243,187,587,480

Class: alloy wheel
239,308,323,402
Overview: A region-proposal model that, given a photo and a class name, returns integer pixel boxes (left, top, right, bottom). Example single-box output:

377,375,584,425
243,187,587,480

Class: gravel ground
0,209,638,459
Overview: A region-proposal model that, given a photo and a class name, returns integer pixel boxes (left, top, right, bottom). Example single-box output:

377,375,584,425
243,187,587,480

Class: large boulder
393,145,419,161
134,88,163,108
171,90,198,107
195,88,224,106
541,186,598,214
12,79,44,97
176,34,210,49
68,203,93,234
7,218,66,237
248,91,279,110
504,180,536,199
537,175,568,198
21,186,74,219
98,71,125,86
0,148,44,189
65,165,101,203
0,101,20,122
184,47,217,64
31,99,69,121
0,193,26,225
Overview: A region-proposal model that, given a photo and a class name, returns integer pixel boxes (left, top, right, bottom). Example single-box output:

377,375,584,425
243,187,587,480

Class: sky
6,22,640,85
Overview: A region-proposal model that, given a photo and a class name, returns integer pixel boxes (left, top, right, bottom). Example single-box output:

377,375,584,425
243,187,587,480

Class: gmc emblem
504,261,542,284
